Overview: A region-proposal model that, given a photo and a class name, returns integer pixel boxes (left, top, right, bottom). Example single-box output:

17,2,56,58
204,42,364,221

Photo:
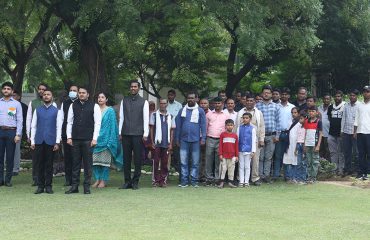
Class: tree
204,0,323,96
0,1,57,94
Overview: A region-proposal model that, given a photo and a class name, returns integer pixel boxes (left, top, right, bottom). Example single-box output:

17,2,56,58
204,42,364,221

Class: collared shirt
235,107,265,142
119,98,150,137
354,101,370,134
167,100,183,118
222,109,237,124
206,110,229,138
296,124,306,143
341,101,359,134
175,107,206,143
30,103,63,145
0,97,23,135
26,99,57,139
278,102,295,131
66,101,102,140
256,100,280,134
318,105,330,137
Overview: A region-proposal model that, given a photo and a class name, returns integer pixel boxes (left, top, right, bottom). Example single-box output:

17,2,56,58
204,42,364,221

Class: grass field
1,171,370,240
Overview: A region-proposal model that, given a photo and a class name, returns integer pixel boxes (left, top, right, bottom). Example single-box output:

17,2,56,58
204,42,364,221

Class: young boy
237,113,256,187
304,106,323,183
295,113,307,184
218,119,239,188
150,98,175,187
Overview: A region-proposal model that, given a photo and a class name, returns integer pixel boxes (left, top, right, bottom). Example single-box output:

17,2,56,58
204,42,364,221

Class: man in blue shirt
176,91,206,187
0,82,23,187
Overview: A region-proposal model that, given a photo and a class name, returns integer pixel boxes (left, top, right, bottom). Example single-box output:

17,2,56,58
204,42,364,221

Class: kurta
283,121,300,165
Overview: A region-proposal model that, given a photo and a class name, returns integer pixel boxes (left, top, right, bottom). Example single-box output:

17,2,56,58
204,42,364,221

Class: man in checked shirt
256,85,280,183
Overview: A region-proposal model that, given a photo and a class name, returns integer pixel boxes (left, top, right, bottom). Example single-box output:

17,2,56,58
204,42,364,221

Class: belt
208,136,220,140
265,132,276,136
0,126,16,130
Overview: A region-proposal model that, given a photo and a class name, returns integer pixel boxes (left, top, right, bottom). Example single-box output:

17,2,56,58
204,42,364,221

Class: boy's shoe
238,183,244,188
192,183,199,188
297,181,307,185
228,182,237,188
251,180,262,186
180,184,188,188
244,183,250,187
218,182,224,188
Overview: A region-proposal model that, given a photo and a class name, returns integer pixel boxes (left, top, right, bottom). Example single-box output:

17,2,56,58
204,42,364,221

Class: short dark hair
322,93,331,98
130,80,141,88
226,98,235,103
273,88,281,93
186,90,197,98
159,98,168,103
69,84,78,90
246,93,255,99
13,90,20,95
306,96,317,102
78,86,90,93
349,89,360,95
281,87,291,95
168,89,176,95
38,83,49,90
225,119,234,125
308,106,318,111
1,82,13,89
335,90,343,96
218,90,226,96
213,97,223,102
298,87,307,93
43,89,53,95
261,85,273,93
243,112,252,118
291,107,299,113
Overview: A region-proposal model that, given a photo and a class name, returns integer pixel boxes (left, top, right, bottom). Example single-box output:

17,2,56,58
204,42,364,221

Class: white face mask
69,91,77,99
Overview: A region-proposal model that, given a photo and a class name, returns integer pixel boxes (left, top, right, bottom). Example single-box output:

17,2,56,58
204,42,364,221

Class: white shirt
318,105,330,137
354,101,370,134
59,99,77,124
66,102,102,140
26,100,57,139
167,100,183,118
119,99,150,137
223,109,237,124
30,104,63,145
278,102,295,131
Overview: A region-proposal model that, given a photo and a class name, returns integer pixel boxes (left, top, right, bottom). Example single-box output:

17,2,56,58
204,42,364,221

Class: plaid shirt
341,101,359,134
256,100,280,134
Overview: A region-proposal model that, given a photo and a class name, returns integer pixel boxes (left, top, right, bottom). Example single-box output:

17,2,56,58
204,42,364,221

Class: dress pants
12,141,21,173
71,140,92,188
62,139,73,185
259,135,276,179
0,129,16,184
122,135,143,185
357,134,370,176
152,147,169,185
342,133,358,174
328,135,344,174
35,142,54,188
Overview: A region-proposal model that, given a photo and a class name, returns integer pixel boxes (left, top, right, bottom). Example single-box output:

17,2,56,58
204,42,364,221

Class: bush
318,158,336,180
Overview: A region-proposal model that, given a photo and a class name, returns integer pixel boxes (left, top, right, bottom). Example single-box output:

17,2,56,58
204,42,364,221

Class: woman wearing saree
92,92,123,188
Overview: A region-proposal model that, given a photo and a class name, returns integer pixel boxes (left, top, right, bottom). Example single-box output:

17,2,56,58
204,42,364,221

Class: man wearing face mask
60,85,78,186
26,83,56,186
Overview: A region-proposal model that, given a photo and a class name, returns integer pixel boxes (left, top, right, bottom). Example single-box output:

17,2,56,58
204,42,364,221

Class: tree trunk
11,64,26,95
80,39,107,97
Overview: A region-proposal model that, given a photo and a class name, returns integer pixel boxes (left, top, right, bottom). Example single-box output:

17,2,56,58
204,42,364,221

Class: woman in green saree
92,92,123,188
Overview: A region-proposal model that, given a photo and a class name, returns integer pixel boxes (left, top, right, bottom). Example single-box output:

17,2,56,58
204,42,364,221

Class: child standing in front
218,119,239,188
237,113,256,187
304,106,323,183
295,114,307,184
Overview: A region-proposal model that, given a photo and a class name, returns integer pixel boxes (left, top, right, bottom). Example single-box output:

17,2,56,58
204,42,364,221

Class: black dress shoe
45,186,54,194
34,187,44,194
5,182,12,187
119,183,132,189
65,186,79,194
132,183,139,190
83,187,91,194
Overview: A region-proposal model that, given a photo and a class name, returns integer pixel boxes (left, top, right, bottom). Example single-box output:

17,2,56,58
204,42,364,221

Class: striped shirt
256,100,280,134
341,101,359,134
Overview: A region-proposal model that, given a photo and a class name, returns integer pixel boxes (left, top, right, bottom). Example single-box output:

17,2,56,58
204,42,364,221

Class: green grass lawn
1,171,370,240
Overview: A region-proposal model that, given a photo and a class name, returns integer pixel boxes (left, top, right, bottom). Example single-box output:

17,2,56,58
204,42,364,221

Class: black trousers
31,148,39,183
0,129,16,183
357,134,370,175
122,135,143,184
35,143,54,188
71,140,92,188
62,139,73,185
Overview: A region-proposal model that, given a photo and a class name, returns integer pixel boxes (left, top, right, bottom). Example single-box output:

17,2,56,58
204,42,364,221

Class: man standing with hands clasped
30,90,62,194
119,80,149,190
66,86,102,194
0,82,22,187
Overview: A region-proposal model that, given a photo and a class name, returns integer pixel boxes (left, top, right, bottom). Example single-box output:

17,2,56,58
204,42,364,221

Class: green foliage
318,158,336,180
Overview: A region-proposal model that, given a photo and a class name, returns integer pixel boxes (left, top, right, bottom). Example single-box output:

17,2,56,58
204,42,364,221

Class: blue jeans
0,129,16,183
180,140,200,185
273,132,289,178
342,133,358,173
295,143,307,181
284,164,296,180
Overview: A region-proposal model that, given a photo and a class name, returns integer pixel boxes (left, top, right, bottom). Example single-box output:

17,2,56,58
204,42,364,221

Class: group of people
0,80,370,194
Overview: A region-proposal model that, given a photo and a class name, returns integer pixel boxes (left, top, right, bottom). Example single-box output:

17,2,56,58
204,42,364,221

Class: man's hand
151,142,156,150
314,146,320,153
258,141,265,148
294,149,298,156
91,140,97,147
27,138,31,144
168,144,173,153
119,135,122,141
251,152,255,158
353,133,357,139
219,155,223,161
67,138,73,146
143,136,148,142
176,141,180,147
303,146,307,153
235,157,239,162
30,144,35,150
14,135,21,143
273,137,279,143
53,144,59,151
200,140,205,146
